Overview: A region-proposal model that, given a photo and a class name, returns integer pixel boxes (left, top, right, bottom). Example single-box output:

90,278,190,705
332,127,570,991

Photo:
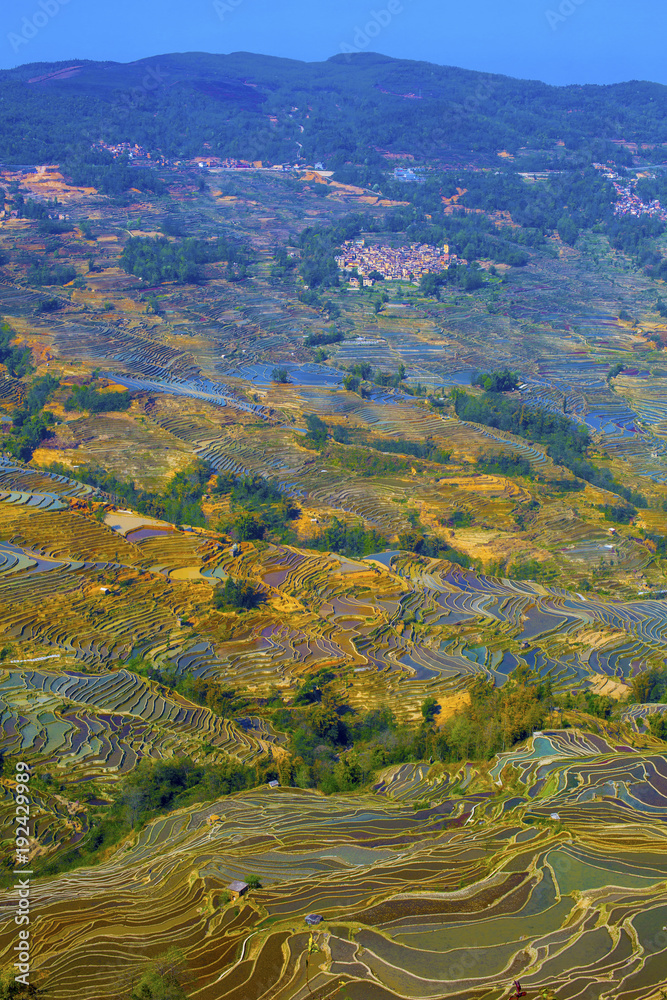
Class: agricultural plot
2,728,666,1000
2,156,667,1000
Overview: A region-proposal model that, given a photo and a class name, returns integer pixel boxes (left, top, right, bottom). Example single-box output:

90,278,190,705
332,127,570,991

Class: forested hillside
1,51,666,165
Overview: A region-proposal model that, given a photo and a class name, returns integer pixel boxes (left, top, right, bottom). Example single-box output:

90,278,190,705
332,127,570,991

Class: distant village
95,141,322,175
335,239,460,283
594,163,667,222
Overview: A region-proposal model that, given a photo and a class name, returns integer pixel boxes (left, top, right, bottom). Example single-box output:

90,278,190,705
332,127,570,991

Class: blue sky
3,0,665,86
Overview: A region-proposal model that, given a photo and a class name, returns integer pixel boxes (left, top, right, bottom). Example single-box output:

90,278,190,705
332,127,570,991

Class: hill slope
1,50,667,164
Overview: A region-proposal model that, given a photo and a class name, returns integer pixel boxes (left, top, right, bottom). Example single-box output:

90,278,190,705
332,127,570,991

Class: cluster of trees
630,666,667,704
454,391,591,455
64,383,131,413
305,517,387,559
476,452,532,477
44,459,213,527
185,679,252,718
120,234,251,284
547,477,585,493
125,658,256,719
39,755,260,878
637,173,667,206
361,434,451,464
374,365,407,388
607,215,666,267
561,689,613,719
598,502,637,525
27,262,77,286
304,329,344,348
213,576,261,612
301,413,451,467
304,414,328,449
214,472,299,542
420,264,486,298
397,530,472,568
472,369,519,393
436,672,547,762
270,246,298,279
338,362,411,392
0,322,32,378
0,974,45,1000
509,558,555,583
331,443,415,478
129,950,190,1000
453,390,645,506
647,712,667,740
439,167,615,236
13,194,55,220
386,165,666,270
4,375,59,461
63,151,166,199
10,192,72,234
269,664,557,793
297,213,365,288
38,219,73,236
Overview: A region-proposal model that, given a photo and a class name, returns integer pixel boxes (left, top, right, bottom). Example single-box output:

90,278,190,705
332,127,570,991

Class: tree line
453,389,645,506
120,234,252,285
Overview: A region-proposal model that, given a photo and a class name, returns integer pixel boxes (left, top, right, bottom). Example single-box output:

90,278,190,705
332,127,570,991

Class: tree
214,577,260,612
631,666,667,704
130,949,190,1000
0,972,46,999
472,369,519,393
557,215,579,247
245,874,262,890
648,712,667,741
271,367,289,383
421,697,440,724
305,414,328,449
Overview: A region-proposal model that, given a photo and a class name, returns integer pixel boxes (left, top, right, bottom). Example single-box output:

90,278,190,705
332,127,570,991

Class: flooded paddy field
1,159,667,1000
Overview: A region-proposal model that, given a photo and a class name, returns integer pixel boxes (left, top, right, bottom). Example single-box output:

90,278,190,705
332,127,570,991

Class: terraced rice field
1,728,665,1000
2,160,667,1000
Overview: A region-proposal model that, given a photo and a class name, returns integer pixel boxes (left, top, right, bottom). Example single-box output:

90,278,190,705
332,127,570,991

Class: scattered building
305,914,323,926
393,167,425,184
228,880,249,900
94,141,169,168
